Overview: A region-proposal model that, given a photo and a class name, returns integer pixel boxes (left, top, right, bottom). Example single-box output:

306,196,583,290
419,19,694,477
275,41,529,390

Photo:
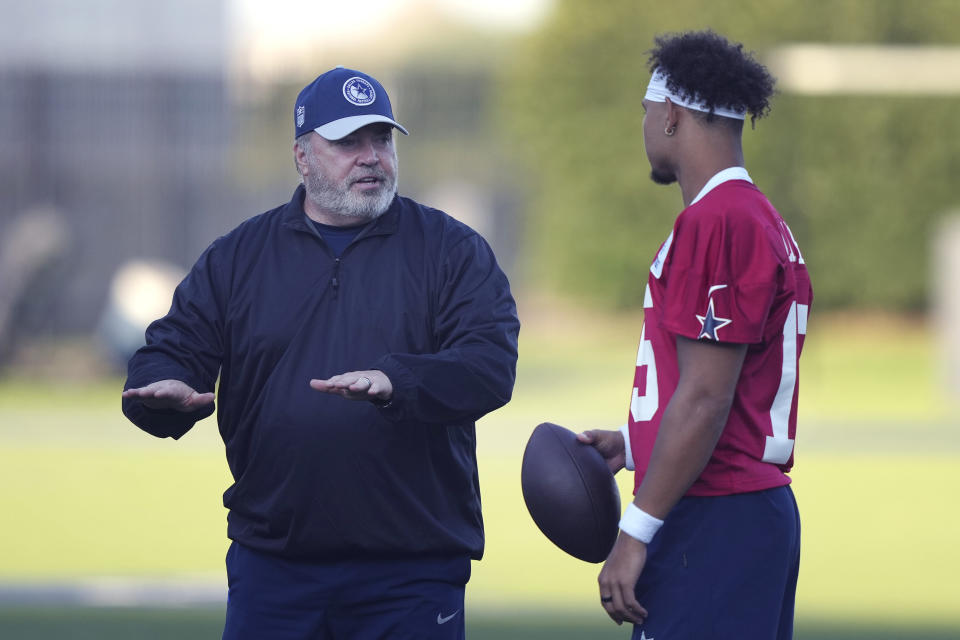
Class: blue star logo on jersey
696,298,732,340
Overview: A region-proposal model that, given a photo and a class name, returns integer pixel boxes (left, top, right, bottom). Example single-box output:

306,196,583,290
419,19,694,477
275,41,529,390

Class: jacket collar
281,184,401,238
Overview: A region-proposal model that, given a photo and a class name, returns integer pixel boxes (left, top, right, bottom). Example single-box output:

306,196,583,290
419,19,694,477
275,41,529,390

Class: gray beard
304,170,398,220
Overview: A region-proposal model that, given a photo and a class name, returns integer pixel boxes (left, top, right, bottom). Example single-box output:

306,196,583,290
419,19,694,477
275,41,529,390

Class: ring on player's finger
600,596,613,603
359,376,371,387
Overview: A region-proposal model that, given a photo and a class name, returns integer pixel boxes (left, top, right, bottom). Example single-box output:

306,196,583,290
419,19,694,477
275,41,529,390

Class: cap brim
315,115,409,140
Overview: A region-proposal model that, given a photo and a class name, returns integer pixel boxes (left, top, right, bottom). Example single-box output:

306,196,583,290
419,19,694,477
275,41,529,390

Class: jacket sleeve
121,241,227,439
373,233,519,426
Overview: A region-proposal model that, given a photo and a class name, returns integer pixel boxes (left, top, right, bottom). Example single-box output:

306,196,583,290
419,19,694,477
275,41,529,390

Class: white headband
644,69,746,120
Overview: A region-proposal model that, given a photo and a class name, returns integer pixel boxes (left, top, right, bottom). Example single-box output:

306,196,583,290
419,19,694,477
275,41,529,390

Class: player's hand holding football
121,379,215,412
577,429,627,474
598,531,649,625
310,370,393,404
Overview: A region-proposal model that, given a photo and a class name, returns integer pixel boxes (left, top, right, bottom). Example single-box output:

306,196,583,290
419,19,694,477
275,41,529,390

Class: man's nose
357,141,379,165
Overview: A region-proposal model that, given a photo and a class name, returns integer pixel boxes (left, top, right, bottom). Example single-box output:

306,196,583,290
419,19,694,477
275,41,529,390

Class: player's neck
678,146,744,207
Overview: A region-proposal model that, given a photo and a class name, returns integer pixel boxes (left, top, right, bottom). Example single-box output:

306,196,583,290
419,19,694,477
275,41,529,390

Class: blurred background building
0,0,232,363
0,0,535,369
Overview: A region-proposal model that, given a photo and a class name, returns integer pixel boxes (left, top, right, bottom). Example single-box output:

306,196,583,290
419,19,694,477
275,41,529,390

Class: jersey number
630,301,808,465
762,300,808,464
630,325,658,422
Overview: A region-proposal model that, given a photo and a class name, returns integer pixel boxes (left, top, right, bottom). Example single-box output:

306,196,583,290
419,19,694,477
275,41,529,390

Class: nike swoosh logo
436,610,460,624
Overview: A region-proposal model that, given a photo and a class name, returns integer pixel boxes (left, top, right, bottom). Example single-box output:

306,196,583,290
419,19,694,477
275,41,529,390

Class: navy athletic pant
632,485,801,640
222,542,470,640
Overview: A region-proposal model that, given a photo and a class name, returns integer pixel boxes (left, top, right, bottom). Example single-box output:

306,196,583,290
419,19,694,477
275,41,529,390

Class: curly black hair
647,30,775,126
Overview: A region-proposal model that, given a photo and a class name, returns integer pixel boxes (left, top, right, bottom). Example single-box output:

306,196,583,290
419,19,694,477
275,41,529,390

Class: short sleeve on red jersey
657,193,787,344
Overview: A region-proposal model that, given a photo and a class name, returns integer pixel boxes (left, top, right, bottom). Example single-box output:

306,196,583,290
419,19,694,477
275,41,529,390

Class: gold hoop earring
665,125,676,136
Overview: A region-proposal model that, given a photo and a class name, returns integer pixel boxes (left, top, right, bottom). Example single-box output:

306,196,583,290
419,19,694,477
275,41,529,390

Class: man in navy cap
122,67,520,639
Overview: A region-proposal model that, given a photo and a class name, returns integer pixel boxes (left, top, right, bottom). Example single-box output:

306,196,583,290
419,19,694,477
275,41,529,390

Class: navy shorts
633,485,801,640
222,542,471,640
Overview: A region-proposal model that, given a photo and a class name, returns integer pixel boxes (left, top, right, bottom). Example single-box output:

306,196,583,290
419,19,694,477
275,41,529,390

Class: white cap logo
296,105,305,128
343,77,376,106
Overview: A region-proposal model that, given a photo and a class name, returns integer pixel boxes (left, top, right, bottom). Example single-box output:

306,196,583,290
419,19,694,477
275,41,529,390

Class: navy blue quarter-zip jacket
122,185,519,561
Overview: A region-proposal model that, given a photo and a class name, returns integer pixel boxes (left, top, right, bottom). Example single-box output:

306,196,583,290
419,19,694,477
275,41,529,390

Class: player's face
642,99,677,186
301,123,399,220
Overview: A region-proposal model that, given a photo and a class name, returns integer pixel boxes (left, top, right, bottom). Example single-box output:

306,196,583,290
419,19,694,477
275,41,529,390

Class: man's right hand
121,380,215,412
576,429,627,474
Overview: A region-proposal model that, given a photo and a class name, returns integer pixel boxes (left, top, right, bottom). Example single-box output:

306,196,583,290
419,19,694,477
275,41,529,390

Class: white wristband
619,503,664,544
618,423,635,471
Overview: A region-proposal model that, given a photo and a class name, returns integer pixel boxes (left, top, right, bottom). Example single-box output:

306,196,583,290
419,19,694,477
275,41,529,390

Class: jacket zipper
332,257,341,298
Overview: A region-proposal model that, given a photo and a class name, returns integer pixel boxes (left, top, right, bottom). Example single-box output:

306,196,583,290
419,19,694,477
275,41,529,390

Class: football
521,422,621,563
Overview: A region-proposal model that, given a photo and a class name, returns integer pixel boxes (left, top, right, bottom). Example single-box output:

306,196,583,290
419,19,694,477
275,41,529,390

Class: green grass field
3,607,959,640
1,306,958,637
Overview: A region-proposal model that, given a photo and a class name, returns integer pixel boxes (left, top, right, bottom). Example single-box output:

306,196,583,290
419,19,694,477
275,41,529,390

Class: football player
579,30,813,639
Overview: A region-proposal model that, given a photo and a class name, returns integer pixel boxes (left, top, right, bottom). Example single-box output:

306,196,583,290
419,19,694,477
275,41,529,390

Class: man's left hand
598,532,650,626
309,370,393,403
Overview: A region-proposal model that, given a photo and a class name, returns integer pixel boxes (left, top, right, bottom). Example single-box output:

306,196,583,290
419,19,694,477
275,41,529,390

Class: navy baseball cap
294,67,409,140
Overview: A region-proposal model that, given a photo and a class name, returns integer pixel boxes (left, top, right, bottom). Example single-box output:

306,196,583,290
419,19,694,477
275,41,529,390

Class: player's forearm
632,386,732,519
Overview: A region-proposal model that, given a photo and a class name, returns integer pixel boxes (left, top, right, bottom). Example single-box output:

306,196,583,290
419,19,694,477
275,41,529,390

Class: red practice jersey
627,172,813,496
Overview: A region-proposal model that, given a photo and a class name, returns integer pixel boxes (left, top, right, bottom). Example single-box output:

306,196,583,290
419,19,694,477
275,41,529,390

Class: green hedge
499,0,960,309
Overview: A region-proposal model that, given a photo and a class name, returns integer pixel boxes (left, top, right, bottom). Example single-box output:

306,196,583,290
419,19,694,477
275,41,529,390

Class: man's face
642,99,677,186
300,123,399,221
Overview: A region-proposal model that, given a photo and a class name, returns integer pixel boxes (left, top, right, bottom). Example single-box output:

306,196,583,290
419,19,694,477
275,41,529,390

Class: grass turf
0,607,958,640
1,308,958,634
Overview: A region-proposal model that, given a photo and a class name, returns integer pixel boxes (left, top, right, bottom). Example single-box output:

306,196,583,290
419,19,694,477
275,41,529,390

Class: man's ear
293,140,307,176
663,97,681,133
